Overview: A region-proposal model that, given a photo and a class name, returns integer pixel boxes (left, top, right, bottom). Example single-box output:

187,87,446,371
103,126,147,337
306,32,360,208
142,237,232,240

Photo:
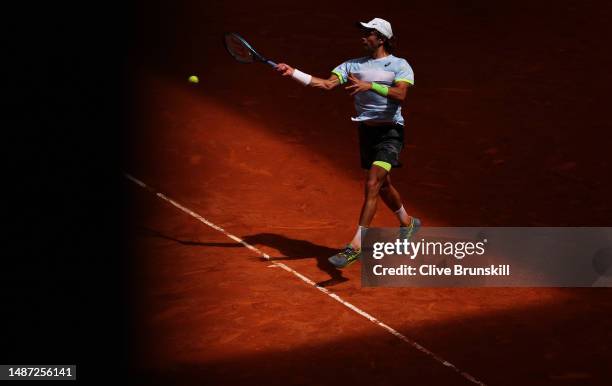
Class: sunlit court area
4,0,612,385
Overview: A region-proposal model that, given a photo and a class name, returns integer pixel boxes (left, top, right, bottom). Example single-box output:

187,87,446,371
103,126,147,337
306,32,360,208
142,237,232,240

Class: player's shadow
242,233,348,287
137,228,347,287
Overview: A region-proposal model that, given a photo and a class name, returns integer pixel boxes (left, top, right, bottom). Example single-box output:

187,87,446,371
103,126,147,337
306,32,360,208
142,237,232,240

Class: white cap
358,18,393,39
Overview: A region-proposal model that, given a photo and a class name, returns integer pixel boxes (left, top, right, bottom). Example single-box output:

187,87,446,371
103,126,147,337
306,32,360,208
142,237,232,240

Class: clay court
123,1,612,384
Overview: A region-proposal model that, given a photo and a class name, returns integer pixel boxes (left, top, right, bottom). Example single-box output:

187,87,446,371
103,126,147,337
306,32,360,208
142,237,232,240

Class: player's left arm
386,80,411,102
346,74,412,102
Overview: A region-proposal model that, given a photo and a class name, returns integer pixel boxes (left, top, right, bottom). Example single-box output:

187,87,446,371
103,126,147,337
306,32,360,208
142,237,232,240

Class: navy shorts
358,122,404,169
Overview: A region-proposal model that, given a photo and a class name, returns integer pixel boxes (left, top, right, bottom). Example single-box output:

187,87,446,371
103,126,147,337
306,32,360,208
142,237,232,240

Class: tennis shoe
328,245,362,269
399,217,421,241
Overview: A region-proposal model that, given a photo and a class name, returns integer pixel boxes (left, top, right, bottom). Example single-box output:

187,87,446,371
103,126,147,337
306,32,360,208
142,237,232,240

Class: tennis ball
188,75,199,84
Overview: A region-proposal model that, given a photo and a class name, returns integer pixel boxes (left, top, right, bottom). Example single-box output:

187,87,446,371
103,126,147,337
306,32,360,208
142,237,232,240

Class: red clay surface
125,1,612,384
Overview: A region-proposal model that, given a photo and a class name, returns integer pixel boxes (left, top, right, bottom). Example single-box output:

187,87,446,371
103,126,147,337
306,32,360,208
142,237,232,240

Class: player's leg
349,163,389,248
357,163,388,228
328,164,388,269
328,124,396,269
379,174,404,220
379,173,421,239
379,174,410,225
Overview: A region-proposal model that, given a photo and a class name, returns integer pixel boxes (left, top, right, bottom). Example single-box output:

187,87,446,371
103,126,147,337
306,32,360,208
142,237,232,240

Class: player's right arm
310,74,340,90
275,63,340,91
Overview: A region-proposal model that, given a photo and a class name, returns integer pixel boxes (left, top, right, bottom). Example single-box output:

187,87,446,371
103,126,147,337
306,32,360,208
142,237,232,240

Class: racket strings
225,34,254,63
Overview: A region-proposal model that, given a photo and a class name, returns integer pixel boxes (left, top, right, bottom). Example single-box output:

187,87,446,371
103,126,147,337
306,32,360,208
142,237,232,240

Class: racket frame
223,32,277,67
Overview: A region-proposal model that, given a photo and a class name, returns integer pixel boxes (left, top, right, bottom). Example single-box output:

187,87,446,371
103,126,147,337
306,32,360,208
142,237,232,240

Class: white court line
125,173,486,385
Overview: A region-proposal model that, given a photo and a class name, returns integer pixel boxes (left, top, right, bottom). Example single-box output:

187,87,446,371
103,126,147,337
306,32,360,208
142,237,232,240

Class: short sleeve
394,60,414,85
331,61,349,85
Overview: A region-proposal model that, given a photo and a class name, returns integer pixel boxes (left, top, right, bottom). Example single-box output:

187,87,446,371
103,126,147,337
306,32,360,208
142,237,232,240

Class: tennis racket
223,32,277,68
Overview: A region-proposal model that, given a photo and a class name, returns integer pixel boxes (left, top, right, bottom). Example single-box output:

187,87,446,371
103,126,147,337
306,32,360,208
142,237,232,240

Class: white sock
350,225,365,250
394,205,411,226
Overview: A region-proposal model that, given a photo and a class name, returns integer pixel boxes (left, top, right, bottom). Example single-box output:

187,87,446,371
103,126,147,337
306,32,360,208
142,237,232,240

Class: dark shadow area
137,227,347,286
3,1,132,382
129,288,612,385
242,233,349,287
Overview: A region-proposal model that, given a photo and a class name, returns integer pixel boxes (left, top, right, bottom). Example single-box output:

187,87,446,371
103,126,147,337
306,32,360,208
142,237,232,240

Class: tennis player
275,18,421,268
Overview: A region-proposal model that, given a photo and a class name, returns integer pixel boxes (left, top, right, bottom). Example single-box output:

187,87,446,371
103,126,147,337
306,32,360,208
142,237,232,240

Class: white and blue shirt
332,55,414,126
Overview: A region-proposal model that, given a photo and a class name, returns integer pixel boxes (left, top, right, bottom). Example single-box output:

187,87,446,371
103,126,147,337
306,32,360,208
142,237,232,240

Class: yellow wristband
371,82,389,96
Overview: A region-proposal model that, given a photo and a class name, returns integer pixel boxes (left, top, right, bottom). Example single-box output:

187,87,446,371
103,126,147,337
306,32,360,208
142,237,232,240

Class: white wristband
291,68,312,86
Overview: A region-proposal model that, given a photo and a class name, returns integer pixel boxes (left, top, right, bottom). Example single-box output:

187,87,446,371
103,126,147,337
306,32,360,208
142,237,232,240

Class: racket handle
265,60,277,67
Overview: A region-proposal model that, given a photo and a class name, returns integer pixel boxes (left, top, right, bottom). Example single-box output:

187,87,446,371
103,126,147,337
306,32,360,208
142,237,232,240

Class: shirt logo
384,62,391,67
